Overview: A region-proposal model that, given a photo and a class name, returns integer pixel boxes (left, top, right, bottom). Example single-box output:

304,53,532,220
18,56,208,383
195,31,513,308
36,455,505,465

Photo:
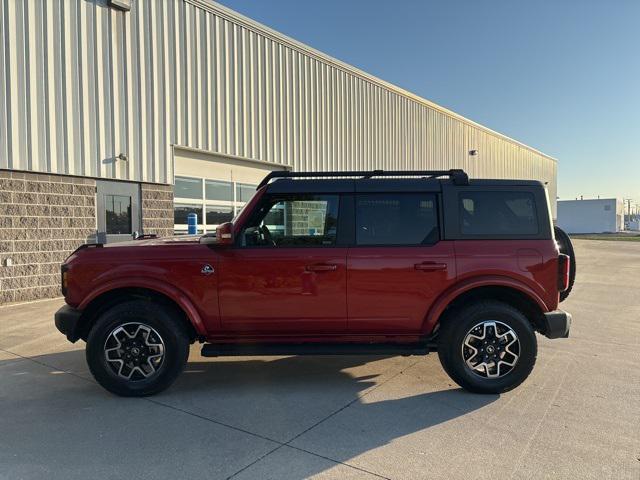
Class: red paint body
62,181,563,343
64,236,560,344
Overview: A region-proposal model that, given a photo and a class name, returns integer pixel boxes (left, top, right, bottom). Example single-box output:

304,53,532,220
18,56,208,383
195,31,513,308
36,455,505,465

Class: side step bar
201,343,431,357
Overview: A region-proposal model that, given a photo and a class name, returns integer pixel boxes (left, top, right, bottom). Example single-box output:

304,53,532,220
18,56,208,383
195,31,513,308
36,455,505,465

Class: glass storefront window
175,176,203,199
236,183,257,203
206,205,234,226
205,179,233,201
174,203,203,225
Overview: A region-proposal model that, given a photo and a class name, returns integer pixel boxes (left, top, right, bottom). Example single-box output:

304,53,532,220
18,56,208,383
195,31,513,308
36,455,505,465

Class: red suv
55,170,574,397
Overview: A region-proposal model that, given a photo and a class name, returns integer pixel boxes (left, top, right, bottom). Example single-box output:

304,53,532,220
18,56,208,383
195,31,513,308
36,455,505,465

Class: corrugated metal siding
0,0,557,208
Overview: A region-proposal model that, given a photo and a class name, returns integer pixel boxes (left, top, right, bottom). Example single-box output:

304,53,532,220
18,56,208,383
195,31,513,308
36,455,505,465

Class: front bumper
542,310,571,339
54,305,83,343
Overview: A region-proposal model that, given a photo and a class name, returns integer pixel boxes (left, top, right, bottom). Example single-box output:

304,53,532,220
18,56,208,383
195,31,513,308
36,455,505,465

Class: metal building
0,0,557,303
557,199,624,234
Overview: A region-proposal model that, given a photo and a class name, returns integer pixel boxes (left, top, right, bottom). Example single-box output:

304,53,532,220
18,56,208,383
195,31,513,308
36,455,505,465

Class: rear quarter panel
453,239,559,308
421,239,559,335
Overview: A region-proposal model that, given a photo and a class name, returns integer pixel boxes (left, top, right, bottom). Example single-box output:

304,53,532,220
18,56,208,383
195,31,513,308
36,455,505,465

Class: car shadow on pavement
8,350,499,479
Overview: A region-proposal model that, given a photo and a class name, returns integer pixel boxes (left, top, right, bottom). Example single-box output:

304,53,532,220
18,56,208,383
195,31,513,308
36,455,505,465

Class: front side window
355,193,439,246
241,194,339,247
459,191,538,235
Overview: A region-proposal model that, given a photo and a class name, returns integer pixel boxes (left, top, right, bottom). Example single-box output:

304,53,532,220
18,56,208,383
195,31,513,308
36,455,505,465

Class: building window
175,176,203,199
236,183,256,203
174,204,203,225
206,180,233,201
173,175,257,234
206,205,234,225
105,195,132,234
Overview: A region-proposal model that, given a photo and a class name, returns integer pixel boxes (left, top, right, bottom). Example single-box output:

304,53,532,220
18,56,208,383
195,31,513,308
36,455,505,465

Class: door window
105,195,132,234
241,195,339,247
355,193,439,245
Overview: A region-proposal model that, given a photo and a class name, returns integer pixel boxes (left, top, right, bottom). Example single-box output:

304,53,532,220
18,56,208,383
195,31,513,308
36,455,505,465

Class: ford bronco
55,169,574,396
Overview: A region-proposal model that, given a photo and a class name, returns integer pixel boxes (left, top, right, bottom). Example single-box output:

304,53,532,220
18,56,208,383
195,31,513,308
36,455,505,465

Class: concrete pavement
1,239,638,479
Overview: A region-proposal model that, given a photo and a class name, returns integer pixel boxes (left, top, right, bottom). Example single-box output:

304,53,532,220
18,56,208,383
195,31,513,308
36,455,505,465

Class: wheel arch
77,286,204,342
425,279,548,336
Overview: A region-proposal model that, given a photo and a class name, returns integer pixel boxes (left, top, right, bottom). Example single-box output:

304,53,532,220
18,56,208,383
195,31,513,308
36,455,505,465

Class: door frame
96,180,141,243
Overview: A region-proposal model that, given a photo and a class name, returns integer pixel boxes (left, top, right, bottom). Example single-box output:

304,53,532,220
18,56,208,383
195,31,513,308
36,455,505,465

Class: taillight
61,264,69,296
558,254,570,292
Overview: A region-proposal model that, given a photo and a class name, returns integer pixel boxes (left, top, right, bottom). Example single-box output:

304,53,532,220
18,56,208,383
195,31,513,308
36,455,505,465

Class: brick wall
141,183,174,237
0,170,97,304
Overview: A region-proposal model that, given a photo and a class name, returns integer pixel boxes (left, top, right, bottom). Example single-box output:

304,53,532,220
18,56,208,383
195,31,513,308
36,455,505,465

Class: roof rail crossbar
257,169,469,189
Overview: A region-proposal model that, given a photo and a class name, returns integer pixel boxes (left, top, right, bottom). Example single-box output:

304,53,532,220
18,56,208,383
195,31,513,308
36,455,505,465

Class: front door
96,180,141,243
218,193,347,334
347,192,456,334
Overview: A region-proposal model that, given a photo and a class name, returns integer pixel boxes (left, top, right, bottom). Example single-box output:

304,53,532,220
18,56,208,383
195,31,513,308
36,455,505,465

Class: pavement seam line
0,346,392,480
220,358,422,480
507,354,573,479
0,347,287,446
283,358,422,446
223,359,420,480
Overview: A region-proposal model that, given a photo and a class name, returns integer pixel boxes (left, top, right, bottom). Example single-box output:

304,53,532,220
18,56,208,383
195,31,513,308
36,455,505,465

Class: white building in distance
557,198,624,233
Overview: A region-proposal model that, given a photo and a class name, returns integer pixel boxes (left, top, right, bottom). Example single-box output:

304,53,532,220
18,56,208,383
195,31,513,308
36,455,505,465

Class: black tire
86,300,190,397
554,226,576,302
437,301,537,394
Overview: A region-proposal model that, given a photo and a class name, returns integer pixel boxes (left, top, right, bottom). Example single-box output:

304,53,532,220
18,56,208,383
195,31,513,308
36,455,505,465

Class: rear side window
355,193,439,245
459,191,538,236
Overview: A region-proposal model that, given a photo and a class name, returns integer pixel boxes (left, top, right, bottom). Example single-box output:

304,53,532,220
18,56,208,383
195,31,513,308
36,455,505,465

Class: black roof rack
257,169,469,189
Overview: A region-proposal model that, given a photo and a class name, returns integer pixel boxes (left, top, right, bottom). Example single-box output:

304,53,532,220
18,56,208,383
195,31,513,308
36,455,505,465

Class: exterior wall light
108,0,131,12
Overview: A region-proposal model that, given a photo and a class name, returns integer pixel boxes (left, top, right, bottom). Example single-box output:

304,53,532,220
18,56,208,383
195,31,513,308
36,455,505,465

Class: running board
201,343,430,357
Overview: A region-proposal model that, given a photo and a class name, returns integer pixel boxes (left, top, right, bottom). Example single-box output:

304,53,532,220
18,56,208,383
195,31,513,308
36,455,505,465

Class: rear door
218,193,348,334
347,190,456,334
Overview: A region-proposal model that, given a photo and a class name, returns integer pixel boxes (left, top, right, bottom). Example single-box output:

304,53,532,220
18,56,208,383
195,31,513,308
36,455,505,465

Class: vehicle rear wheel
554,226,576,302
86,300,190,397
437,301,537,394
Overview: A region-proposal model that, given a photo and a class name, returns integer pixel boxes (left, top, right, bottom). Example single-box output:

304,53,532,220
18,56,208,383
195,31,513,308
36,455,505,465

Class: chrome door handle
305,263,337,272
414,262,447,271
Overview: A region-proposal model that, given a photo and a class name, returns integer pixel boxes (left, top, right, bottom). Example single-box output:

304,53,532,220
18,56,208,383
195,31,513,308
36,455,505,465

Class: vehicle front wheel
86,300,190,397
437,301,537,394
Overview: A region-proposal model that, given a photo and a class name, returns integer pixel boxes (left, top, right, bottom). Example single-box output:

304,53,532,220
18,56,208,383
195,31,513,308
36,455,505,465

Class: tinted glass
175,176,202,199
105,195,132,234
206,205,234,226
242,195,339,247
205,180,233,201
459,191,538,235
356,194,438,245
174,204,203,224
236,183,257,203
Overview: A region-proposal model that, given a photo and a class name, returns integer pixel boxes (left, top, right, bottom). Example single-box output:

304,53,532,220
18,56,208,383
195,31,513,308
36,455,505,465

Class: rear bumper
54,305,83,343
542,310,571,339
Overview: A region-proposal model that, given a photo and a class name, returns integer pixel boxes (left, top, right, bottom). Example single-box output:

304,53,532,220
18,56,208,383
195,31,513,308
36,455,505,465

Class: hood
102,235,202,248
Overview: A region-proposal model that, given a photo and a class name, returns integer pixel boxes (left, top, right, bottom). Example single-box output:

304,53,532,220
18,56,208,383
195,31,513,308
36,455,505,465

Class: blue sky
218,0,639,201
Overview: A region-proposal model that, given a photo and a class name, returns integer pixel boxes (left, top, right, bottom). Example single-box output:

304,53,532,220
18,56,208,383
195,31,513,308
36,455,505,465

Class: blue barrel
187,213,198,235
